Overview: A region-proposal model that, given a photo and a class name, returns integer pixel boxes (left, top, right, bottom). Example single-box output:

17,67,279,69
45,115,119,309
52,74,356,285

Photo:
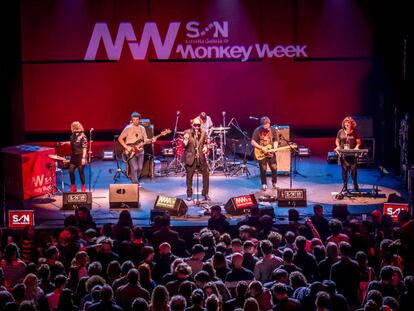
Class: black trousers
69,164,86,185
185,160,209,196
340,156,358,188
258,155,277,185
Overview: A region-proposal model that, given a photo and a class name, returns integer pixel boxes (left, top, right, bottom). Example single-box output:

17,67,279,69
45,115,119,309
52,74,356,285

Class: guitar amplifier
62,192,92,210
277,188,307,207
267,125,291,174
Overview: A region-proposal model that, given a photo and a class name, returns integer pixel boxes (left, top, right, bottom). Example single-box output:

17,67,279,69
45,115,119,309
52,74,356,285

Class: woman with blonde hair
149,285,170,311
23,273,49,309
69,121,88,192
138,263,156,294
243,297,260,311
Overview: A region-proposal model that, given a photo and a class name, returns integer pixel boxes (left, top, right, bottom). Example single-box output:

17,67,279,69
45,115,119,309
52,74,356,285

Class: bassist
251,116,279,191
118,112,155,184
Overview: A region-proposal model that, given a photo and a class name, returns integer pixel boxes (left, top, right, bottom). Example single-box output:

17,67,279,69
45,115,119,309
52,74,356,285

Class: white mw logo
85,22,180,60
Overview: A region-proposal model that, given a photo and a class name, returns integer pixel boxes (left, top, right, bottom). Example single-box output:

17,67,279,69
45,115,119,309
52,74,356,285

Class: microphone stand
172,111,180,141
222,112,228,174
194,130,201,206
229,118,251,177
88,128,93,192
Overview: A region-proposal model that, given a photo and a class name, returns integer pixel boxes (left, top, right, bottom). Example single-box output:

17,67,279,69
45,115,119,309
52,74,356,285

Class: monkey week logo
84,21,308,62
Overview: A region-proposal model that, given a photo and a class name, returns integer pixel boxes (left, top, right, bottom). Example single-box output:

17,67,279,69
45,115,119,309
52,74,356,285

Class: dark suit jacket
152,226,183,256
182,129,207,166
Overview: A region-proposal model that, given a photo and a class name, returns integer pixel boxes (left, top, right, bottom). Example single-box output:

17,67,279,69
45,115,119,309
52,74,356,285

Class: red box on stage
2,145,56,200
383,203,409,221
8,210,35,229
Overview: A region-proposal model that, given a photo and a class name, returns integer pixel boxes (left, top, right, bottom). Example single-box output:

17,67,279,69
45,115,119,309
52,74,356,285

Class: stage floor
20,157,407,229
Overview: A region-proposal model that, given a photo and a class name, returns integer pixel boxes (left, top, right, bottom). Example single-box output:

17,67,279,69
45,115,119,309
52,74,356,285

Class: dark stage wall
21,0,373,133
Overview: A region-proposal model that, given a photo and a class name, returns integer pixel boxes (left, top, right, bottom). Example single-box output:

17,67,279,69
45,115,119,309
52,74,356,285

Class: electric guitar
122,129,171,162
254,144,297,161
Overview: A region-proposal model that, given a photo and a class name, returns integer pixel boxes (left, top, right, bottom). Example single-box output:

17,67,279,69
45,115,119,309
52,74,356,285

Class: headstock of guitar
160,129,172,136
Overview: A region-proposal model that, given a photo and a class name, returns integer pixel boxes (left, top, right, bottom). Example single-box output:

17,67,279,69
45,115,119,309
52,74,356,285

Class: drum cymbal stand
229,118,251,177
210,129,228,176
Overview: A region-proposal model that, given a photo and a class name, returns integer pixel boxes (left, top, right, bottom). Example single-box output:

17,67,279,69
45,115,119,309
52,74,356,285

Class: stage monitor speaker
332,204,349,221
277,188,307,207
109,184,139,208
153,195,188,217
224,194,258,215
62,192,92,210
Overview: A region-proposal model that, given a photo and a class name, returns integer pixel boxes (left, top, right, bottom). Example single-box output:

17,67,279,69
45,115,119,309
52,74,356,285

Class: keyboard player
335,116,362,193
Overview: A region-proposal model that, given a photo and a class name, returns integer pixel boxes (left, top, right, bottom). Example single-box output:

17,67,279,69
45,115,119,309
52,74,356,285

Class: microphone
222,111,226,116
90,128,94,132
249,116,259,120
176,110,180,116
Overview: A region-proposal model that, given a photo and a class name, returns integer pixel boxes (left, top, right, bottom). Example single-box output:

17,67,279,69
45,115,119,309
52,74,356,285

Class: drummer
199,112,213,137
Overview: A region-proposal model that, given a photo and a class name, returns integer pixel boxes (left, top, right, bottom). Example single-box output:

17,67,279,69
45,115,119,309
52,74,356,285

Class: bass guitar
122,129,171,162
254,144,297,161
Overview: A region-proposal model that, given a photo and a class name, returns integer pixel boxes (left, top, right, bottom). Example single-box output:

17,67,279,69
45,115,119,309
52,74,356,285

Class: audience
0,205,413,311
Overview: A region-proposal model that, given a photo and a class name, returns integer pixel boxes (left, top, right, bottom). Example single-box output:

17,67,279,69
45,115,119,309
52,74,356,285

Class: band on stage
63,112,363,201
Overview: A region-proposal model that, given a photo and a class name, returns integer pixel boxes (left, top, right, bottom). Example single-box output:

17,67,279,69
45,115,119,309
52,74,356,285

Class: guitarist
251,116,279,191
118,112,155,184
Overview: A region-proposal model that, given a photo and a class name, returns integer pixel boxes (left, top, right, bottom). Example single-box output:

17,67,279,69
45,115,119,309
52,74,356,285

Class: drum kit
161,126,231,175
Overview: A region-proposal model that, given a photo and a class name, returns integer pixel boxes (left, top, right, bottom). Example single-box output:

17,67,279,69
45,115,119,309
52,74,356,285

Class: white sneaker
261,184,267,191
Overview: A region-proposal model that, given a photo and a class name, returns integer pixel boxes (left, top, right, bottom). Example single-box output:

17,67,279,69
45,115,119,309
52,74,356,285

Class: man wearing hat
183,117,210,201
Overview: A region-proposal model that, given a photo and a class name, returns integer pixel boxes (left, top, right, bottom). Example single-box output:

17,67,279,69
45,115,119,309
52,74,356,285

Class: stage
14,156,407,229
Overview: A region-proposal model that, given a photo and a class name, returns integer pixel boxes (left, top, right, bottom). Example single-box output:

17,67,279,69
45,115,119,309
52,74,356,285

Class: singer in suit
182,117,210,201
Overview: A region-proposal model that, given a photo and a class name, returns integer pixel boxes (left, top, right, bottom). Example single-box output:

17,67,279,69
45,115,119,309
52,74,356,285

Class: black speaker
224,194,258,215
332,204,349,221
62,192,92,210
109,184,139,208
277,189,307,207
154,195,188,216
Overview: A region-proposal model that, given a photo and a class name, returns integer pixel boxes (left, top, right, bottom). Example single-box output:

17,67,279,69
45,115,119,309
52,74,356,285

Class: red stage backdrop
21,0,372,133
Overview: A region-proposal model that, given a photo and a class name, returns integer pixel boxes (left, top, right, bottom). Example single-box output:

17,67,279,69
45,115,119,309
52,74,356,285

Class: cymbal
176,131,185,135
212,126,230,131
48,154,67,161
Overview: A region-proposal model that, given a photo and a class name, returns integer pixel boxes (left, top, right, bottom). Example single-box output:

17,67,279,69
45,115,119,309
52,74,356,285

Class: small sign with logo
8,210,35,229
383,203,409,221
